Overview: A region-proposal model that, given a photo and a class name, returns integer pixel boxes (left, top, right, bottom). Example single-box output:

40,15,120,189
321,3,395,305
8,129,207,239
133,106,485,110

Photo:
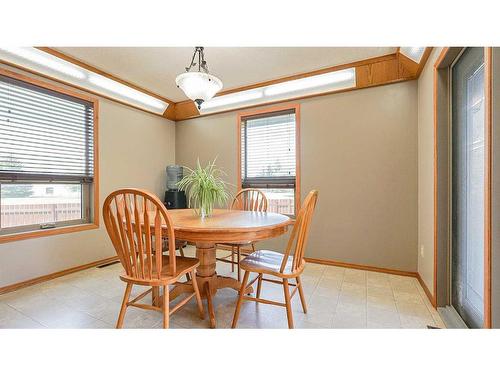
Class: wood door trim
484,47,492,328
417,273,437,307
433,47,492,327
432,47,451,308
237,103,301,215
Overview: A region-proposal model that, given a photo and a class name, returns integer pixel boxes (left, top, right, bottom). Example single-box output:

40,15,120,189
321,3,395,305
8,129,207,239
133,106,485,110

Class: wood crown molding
3,47,431,121
0,47,177,121
37,48,174,105
175,50,433,121
396,47,433,79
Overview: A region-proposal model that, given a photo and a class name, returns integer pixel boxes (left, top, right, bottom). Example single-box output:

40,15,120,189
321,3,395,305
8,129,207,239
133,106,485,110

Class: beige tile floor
0,247,445,329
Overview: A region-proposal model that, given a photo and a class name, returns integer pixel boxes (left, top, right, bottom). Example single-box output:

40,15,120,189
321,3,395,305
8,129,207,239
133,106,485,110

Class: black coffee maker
164,165,187,209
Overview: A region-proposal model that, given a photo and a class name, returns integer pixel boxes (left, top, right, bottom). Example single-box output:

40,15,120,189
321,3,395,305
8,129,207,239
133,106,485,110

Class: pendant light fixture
175,47,223,109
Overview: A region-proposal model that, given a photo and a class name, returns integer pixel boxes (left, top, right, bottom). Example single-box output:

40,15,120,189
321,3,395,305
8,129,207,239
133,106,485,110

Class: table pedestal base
153,242,252,328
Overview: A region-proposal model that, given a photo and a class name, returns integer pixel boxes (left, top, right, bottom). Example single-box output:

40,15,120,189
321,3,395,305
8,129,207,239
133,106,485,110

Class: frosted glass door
451,47,485,328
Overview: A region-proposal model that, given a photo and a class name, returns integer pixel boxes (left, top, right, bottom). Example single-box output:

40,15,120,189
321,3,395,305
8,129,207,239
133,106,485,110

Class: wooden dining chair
231,190,318,329
103,188,204,329
117,194,190,279
216,188,268,281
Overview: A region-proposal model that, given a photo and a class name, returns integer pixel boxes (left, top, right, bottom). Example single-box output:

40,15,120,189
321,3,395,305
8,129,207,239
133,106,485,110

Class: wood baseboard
0,256,119,295
304,257,418,278
304,257,439,308
416,273,436,308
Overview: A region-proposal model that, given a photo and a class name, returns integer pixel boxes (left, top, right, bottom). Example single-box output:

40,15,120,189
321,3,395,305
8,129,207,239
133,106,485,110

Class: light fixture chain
185,47,210,74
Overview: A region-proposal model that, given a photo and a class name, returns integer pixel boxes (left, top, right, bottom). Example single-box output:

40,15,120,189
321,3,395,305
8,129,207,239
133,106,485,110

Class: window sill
0,223,99,244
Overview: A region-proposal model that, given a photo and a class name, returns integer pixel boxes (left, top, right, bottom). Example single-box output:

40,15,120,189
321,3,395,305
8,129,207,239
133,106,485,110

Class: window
239,105,299,216
0,69,98,240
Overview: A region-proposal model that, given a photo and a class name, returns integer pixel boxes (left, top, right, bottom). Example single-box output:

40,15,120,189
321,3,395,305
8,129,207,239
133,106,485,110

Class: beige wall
416,48,442,293
0,62,425,287
177,81,419,272
0,65,176,287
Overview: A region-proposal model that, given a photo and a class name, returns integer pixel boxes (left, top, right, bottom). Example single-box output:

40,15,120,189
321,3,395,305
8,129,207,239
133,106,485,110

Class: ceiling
55,47,397,102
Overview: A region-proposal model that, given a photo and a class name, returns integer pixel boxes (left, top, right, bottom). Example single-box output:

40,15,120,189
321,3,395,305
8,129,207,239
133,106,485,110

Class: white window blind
241,109,296,188
0,74,95,182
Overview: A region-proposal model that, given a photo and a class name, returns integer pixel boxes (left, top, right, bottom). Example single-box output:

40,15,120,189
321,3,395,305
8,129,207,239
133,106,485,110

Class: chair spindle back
231,188,268,212
103,188,176,281
280,190,318,273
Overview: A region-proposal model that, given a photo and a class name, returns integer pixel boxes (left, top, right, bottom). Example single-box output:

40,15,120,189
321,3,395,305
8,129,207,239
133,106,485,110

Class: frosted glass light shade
0,47,86,79
264,68,355,96
201,90,263,110
400,47,426,63
199,67,356,115
175,71,222,106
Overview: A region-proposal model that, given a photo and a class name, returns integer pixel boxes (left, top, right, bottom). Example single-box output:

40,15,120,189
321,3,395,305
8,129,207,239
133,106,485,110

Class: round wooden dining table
161,208,291,328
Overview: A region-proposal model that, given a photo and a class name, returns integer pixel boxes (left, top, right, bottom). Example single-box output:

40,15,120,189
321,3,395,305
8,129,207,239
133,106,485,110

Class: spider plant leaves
176,158,231,217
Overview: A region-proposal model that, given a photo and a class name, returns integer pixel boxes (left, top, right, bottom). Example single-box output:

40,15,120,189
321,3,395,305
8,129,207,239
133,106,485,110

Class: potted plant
177,158,231,218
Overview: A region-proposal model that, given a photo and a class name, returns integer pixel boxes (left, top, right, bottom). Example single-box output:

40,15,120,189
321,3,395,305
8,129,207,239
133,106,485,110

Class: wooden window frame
0,68,99,244
237,103,301,217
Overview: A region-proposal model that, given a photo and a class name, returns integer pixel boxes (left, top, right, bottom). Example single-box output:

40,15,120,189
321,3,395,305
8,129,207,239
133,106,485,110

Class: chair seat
120,255,199,285
239,250,304,277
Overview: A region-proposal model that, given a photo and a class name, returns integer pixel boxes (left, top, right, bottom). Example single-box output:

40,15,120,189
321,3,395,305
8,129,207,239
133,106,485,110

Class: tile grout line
18,270,123,328
389,276,403,328
365,271,368,328
330,268,345,328
52,273,124,327
4,301,49,328
307,265,326,303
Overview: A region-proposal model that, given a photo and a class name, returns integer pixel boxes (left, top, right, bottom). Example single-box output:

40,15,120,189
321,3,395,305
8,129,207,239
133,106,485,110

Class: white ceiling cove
55,47,397,102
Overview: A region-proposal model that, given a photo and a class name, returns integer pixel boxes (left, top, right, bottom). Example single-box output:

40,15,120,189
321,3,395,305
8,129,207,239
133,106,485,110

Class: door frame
433,47,492,328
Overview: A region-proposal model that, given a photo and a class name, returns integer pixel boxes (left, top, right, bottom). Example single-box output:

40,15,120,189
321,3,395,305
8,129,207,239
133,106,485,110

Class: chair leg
180,246,191,282
231,270,250,328
162,285,170,329
116,283,132,329
237,246,241,282
231,245,235,272
296,276,307,313
283,279,294,329
152,286,160,306
191,270,204,320
256,273,263,299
